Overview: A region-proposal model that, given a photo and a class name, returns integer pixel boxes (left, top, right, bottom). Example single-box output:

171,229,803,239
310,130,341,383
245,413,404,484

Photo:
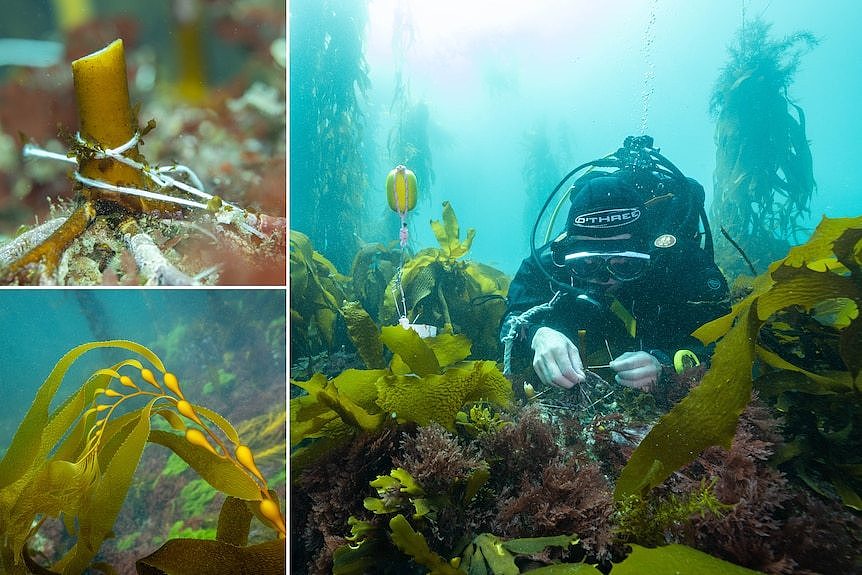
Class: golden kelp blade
0,340,283,574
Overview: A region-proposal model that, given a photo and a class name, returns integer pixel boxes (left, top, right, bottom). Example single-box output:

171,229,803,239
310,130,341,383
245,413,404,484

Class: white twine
23,132,266,239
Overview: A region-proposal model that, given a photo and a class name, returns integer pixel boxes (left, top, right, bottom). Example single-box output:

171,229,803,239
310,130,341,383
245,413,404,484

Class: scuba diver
501,136,730,395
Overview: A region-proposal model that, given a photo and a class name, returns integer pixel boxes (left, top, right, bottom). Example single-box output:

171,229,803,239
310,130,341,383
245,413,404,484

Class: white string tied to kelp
22,132,266,239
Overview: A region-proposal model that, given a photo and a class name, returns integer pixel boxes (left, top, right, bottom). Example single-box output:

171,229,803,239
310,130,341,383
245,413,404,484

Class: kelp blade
617,217,862,500
380,325,440,376
53,398,158,574
0,342,165,573
612,544,764,574
0,340,164,490
148,430,261,501
136,538,285,575
615,301,759,500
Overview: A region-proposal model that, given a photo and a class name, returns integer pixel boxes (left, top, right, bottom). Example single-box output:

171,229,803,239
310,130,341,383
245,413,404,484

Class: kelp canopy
711,18,818,275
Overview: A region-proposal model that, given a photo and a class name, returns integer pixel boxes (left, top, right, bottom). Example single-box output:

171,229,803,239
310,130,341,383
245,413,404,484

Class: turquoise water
0,289,286,454
291,0,861,274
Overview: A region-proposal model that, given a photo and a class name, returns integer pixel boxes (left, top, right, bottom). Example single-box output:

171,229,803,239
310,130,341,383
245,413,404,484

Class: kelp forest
290,8,862,575
290,0,371,272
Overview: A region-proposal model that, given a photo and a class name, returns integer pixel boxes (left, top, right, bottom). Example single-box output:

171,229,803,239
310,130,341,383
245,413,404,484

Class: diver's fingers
567,344,586,377
531,327,583,389
533,354,572,389
609,350,653,371
551,343,583,388
532,346,581,389
615,367,658,392
612,351,661,392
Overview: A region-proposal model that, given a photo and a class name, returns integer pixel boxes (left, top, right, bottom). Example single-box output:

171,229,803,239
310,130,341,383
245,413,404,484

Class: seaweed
386,2,435,212
611,544,763,575
0,340,284,574
0,39,282,285
289,202,511,362
521,122,563,246
136,494,284,575
349,241,401,321
599,391,861,573
388,100,436,210
710,18,818,276
615,216,862,507
291,323,513,475
290,0,372,271
289,230,351,355
294,370,829,575
302,413,766,575
615,479,731,548
380,201,510,358
395,422,489,501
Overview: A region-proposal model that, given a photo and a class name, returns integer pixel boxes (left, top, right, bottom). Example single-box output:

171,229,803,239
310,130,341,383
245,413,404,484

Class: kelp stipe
0,340,285,575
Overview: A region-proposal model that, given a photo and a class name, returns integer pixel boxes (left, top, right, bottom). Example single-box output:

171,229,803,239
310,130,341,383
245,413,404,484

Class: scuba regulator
530,135,714,297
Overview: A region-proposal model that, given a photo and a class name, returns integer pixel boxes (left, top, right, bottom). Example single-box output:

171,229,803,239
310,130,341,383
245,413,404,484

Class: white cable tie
22,144,78,165
108,150,148,173
76,135,212,203
157,164,206,192
75,131,140,156
74,172,209,210
32,132,266,239
156,173,213,201
94,141,211,203
106,131,140,155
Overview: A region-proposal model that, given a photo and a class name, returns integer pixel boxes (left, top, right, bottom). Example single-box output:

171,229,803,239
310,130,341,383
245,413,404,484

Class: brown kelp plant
290,0,372,272
0,36,285,285
0,340,285,574
711,18,818,276
290,201,509,366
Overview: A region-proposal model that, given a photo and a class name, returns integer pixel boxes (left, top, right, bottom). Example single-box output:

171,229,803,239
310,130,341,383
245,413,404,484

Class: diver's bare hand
610,351,661,392
530,327,585,389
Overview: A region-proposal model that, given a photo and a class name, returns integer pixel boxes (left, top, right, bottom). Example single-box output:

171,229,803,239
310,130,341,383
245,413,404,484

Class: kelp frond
616,216,862,505
0,340,285,575
380,202,509,357
711,18,817,115
290,326,513,473
289,230,349,352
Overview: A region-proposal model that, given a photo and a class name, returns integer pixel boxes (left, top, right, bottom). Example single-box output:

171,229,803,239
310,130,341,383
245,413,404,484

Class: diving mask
561,250,650,282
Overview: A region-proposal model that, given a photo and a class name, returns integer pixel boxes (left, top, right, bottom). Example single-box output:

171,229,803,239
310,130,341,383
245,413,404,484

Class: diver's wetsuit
500,238,731,370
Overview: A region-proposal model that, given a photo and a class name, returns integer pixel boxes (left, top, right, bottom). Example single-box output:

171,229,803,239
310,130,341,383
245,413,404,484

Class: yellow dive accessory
673,349,700,374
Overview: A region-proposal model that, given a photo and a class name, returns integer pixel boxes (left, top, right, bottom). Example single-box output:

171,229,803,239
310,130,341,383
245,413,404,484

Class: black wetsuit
500,238,731,370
